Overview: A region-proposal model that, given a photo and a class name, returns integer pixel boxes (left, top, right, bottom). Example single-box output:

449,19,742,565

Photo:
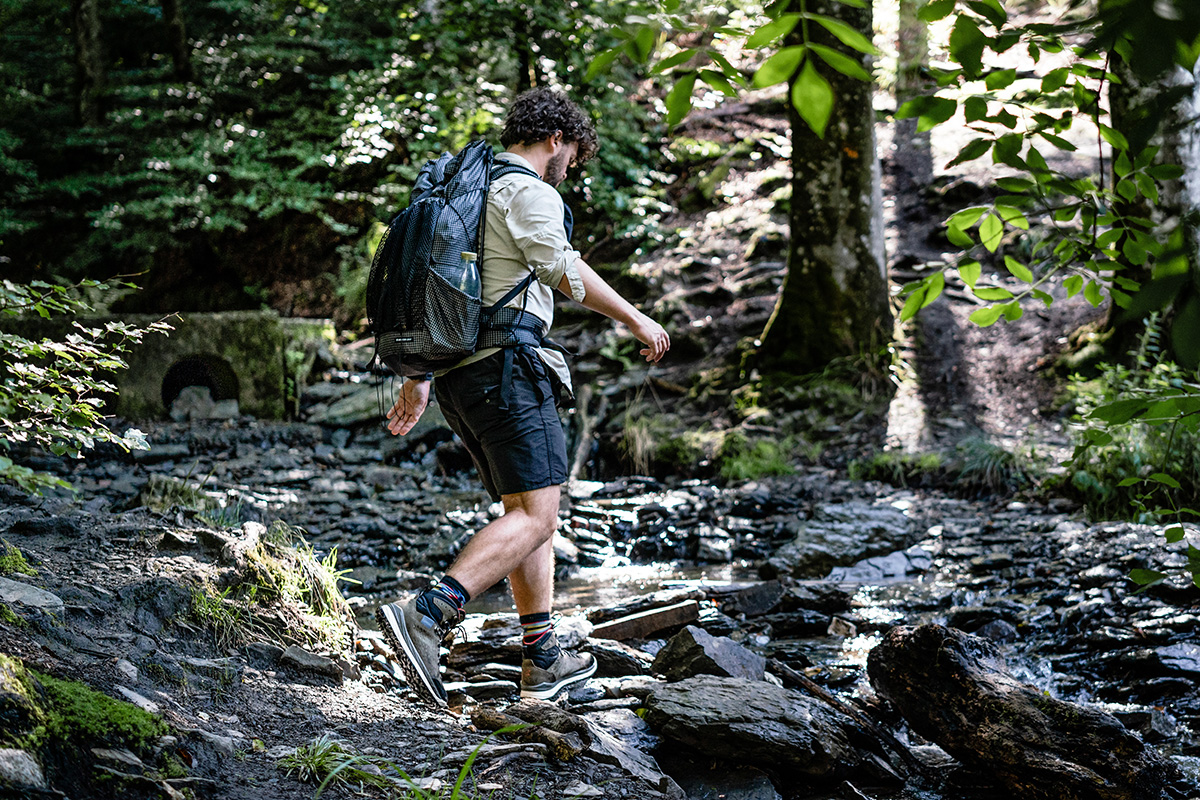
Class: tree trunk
1107,57,1200,366
161,0,192,82
894,0,932,187
757,0,891,374
72,0,105,126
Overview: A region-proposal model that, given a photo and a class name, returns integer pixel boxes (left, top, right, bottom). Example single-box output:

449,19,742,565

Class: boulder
0,577,64,615
761,501,912,578
644,675,900,786
583,638,655,677
0,749,46,791
280,646,343,682
652,626,765,682
868,624,1186,800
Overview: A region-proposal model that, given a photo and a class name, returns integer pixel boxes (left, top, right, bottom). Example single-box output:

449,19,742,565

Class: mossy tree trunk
161,0,193,82
72,0,105,126
895,0,932,186
757,0,891,374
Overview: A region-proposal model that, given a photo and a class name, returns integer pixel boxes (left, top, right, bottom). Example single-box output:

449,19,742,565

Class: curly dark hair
500,87,598,165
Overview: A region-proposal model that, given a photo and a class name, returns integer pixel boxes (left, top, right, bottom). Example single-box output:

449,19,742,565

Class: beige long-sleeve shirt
448,151,585,393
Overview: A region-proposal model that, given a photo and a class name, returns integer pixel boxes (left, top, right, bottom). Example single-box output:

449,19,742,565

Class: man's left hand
386,378,430,436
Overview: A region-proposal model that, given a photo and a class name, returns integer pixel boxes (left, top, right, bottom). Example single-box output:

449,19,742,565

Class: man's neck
505,145,549,180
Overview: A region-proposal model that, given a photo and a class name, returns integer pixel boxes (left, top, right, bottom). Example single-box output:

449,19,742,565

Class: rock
444,680,518,702
652,626,765,682
305,384,385,427
280,646,343,682
170,385,239,421
91,747,145,768
116,659,138,684
762,501,912,578
583,639,655,677
657,752,781,800
244,642,285,668
714,581,785,618
1156,643,1200,676
868,624,1184,800
0,748,47,790
583,720,685,799
644,675,900,785
560,782,604,798
115,686,160,714
0,660,38,734
825,545,932,582
0,577,64,615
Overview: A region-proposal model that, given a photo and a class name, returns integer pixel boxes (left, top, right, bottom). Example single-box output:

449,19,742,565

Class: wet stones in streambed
644,674,903,789
760,499,915,579
867,624,1190,800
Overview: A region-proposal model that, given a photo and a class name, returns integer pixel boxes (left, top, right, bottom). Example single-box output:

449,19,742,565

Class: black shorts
434,349,568,501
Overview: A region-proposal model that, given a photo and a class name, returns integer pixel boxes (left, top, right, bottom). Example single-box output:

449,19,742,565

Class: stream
53,417,1200,797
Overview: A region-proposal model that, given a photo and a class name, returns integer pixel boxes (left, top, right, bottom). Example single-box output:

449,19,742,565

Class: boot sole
376,604,447,709
520,656,598,701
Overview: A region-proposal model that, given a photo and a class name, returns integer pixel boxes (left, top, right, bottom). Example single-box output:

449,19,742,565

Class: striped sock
422,575,470,622
521,612,559,668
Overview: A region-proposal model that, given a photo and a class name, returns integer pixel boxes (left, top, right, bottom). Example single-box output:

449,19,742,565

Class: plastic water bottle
457,251,481,296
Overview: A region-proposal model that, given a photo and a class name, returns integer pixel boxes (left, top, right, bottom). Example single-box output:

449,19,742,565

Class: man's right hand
631,313,670,363
386,378,430,436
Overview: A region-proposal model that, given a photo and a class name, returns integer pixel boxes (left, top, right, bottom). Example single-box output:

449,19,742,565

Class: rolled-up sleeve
507,183,586,303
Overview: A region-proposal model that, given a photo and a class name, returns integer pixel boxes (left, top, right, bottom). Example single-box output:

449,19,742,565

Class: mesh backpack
366,141,556,378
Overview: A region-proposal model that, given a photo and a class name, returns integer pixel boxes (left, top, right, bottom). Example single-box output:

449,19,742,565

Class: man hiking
377,87,671,708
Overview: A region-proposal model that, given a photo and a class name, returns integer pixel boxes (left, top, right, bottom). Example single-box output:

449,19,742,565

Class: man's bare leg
445,484,560,600
508,537,554,616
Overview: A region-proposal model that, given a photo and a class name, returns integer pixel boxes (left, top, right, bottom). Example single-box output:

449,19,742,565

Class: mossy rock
0,655,40,739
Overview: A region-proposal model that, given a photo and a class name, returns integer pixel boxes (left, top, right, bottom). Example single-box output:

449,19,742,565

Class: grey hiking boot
376,592,464,709
520,637,597,701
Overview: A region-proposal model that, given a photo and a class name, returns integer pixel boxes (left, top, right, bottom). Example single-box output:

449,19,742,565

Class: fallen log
468,707,585,761
590,600,700,641
867,624,1188,800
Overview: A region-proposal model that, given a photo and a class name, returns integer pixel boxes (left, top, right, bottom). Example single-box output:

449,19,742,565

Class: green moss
31,670,167,751
0,601,29,628
0,539,35,575
717,433,796,482
848,451,946,488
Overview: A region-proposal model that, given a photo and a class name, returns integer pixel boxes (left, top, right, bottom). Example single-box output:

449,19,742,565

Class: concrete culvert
162,354,240,418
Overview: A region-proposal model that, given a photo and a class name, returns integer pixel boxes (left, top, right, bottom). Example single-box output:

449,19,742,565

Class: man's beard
545,148,570,186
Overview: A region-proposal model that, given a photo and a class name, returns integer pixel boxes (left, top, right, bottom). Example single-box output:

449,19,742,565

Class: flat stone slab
0,576,64,615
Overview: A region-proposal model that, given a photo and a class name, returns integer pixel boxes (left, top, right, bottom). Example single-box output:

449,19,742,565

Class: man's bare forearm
557,259,641,326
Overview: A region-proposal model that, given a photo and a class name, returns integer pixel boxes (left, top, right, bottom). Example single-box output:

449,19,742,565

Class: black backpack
367,141,555,378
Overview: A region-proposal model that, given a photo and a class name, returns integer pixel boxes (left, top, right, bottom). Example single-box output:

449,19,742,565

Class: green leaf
1148,472,1182,489
919,0,956,22
651,48,698,74
1165,526,1186,543
947,205,989,230
809,43,871,81
970,305,1005,326
1149,164,1185,180
746,14,801,49
1031,289,1054,306
1083,279,1103,307
791,60,835,138
1089,398,1148,424
897,95,958,132
984,68,1017,90
1063,275,1084,297
959,261,982,289
979,213,1003,252
1041,68,1069,92
1099,125,1129,151
699,70,739,97
1039,132,1076,151
947,226,975,247
949,15,987,78
899,272,945,322
947,138,992,168
630,26,657,63
753,46,806,88
664,72,697,128
585,47,622,82
966,0,1007,27
1004,256,1033,282
1128,569,1167,586
995,177,1034,193
1117,477,1142,487
963,96,989,122
1001,301,1023,321
811,15,879,56
974,286,1014,301
996,204,1029,230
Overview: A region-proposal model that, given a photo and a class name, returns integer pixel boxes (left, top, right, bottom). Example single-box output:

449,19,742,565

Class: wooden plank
590,600,700,641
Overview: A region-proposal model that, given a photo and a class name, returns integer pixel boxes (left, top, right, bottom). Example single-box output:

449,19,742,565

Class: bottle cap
461,251,477,260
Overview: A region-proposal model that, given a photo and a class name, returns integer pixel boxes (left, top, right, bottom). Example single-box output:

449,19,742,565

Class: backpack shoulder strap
491,161,541,182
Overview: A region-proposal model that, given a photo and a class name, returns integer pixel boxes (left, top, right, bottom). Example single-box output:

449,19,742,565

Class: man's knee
502,485,560,543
